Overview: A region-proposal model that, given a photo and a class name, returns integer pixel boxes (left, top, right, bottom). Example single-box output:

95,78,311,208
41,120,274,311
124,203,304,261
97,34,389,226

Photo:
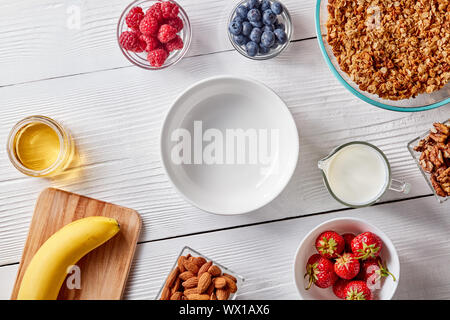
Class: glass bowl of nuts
117,0,192,70
316,0,450,112
407,120,449,203
227,0,293,60
156,246,244,300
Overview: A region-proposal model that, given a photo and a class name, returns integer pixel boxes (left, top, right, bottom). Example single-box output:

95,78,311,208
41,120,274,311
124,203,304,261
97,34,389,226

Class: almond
170,292,183,300
182,276,198,289
208,265,222,277
171,277,181,294
224,276,237,293
213,277,227,289
160,285,170,300
192,256,207,267
197,272,212,293
216,288,230,300
187,294,210,300
179,271,195,281
206,282,215,295
183,259,199,274
210,292,217,300
183,288,199,296
198,261,213,277
177,256,187,273
223,273,237,283
166,266,180,288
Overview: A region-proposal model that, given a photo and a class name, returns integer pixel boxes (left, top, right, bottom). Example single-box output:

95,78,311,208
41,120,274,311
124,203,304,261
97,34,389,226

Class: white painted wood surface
0,0,449,300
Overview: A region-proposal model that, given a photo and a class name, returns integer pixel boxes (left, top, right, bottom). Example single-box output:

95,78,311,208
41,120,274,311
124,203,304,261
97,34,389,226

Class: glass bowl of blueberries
228,0,292,60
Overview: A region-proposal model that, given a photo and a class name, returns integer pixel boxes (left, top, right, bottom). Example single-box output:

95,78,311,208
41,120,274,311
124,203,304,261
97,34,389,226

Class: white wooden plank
0,265,16,300
0,0,315,86
122,196,450,300
0,39,449,265
1,196,448,299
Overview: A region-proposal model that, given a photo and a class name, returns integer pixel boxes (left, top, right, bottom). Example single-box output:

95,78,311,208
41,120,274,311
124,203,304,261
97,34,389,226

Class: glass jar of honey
7,116,75,177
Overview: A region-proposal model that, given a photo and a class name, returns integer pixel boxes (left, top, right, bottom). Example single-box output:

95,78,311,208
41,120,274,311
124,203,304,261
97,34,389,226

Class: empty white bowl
293,217,400,300
160,76,299,215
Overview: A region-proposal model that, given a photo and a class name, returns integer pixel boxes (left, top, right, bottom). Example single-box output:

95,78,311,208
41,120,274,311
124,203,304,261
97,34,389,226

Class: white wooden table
0,0,449,300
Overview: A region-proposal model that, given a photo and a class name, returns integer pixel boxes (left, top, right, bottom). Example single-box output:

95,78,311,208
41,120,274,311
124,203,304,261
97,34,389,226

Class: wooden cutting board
11,188,142,300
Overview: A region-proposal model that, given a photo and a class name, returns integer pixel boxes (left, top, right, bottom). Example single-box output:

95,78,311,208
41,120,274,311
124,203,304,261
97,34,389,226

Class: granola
326,0,450,100
414,121,450,197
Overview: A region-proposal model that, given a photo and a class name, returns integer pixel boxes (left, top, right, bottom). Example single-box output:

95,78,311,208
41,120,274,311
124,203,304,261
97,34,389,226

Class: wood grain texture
0,38,449,265
0,0,315,86
3,196,447,299
121,196,450,300
10,188,141,300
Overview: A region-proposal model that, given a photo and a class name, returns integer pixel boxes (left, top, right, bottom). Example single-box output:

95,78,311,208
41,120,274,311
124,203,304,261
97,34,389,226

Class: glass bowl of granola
407,120,449,203
316,0,449,112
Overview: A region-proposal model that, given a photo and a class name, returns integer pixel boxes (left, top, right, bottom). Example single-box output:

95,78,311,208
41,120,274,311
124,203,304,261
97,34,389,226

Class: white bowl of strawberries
117,0,191,69
293,217,399,300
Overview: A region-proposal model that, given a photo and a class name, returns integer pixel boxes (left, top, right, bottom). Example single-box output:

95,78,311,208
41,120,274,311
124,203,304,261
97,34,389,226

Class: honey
7,116,75,177
13,122,61,171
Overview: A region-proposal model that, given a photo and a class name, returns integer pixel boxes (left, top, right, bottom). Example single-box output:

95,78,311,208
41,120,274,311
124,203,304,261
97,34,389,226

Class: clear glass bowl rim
406,119,449,203
155,246,245,300
227,0,293,60
116,0,192,70
315,0,450,112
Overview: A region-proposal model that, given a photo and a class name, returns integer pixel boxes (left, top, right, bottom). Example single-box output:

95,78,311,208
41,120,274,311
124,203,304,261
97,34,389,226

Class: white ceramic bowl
160,76,299,215
293,217,399,300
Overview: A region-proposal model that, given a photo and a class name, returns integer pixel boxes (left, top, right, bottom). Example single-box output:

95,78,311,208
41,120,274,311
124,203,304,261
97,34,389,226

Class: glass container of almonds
156,246,244,300
408,120,450,203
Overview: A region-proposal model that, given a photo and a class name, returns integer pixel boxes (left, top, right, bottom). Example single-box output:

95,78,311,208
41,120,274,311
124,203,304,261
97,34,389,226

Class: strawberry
342,233,356,252
344,280,372,300
315,231,345,259
333,278,350,299
334,253,360,280
360,257,396,288
304,254,338,289
351,232,383,260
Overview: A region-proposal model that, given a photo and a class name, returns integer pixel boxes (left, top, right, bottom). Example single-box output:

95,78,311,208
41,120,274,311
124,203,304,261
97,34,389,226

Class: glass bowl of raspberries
227,0,292,60
117,0,191,69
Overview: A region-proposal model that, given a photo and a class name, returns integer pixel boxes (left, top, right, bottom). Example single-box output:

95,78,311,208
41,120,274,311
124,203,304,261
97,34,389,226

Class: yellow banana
17,216,120,300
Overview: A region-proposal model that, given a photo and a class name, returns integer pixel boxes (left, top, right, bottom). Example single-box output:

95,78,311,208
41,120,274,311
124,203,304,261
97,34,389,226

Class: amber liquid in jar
7,116,75,177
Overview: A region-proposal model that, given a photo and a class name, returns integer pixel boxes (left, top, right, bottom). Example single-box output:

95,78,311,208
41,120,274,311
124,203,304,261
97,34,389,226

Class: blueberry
229,20,242,35
271,1,283,15
234,34,248,46
236,5,248,19
234,15,244,24
250,20,263,28
263,24,274,33
242,21,253,36
259,44,270,54
249,27,262,43
247,8,261,22
263,9,276,25
246,41,258,56
261,0,271,11
274,28,287,44
260,30,275,47
247,0,260,9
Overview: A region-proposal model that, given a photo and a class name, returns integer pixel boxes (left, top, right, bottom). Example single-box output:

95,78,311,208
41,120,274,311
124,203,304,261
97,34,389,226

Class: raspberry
147,48,169,67
125,7,144,30
139,15,159,36
140,34,160,52
165,35,183,52
166,16,183,32
146,2,163,22
119,31,139,51
161,1,179,19
157,24,178,43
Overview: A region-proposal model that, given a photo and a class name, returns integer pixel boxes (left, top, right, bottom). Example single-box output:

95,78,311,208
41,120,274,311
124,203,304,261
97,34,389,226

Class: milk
320,143,389,206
